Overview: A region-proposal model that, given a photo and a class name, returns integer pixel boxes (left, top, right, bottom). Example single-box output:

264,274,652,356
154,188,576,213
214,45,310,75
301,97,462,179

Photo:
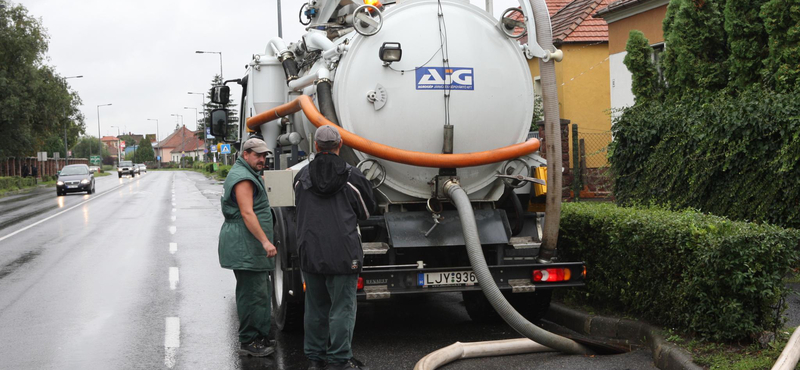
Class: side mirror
210,109,229,138
211,85,230,105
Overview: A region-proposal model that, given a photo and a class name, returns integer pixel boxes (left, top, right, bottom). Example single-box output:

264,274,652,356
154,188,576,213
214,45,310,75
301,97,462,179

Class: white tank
332,0,534,200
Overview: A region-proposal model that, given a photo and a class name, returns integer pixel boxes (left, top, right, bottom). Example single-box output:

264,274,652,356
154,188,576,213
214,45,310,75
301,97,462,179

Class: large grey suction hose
533,0,562,263
444,181,594,355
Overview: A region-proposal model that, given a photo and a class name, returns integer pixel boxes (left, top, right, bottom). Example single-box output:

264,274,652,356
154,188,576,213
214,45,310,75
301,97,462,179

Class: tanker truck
209,0,586,332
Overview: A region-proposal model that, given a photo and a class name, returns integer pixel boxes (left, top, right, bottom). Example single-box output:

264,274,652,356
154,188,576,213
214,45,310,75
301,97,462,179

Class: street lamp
147,118,159,167
183,107,198,131
63,75,83,167
94,103,112,164
195,50,223,80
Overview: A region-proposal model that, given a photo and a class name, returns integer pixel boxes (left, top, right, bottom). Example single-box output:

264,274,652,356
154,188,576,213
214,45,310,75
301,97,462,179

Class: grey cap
315,125,341,144
241,138,271,154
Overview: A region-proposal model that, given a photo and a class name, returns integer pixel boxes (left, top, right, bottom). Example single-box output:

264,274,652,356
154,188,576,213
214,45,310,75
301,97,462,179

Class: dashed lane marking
169,243,177,254
169,226,176,234
169,267,179,290
164,317,180,368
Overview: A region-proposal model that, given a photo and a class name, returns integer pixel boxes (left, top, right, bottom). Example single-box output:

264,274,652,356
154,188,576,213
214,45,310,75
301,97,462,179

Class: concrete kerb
545,303,703,370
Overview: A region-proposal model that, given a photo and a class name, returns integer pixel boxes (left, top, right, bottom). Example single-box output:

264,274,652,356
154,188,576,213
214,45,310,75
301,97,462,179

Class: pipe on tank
532,0,562,263
245,95,541,168
267,37,300,83
316,79,340,125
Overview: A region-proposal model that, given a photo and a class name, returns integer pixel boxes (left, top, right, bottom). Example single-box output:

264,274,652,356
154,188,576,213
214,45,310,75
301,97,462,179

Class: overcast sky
22,0,519,143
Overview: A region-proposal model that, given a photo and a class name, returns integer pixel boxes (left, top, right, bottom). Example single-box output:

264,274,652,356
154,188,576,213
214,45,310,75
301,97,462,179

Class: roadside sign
206,127,215,139
120,141,126,149
90,155,101,165
54,152,60,160
68,150,72,156
203,149,209,153
157,156,161,161
220,144,231,154
210,145,217,153
38,152,47,161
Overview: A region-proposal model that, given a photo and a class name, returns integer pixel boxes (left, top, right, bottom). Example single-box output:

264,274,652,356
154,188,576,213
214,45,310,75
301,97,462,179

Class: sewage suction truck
209,0,591,354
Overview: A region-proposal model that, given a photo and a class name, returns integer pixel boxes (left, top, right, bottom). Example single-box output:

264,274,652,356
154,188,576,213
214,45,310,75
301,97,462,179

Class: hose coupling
278,51,295,63
315,77,333,85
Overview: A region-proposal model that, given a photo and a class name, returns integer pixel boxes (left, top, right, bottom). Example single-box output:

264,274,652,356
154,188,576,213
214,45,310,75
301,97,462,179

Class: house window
651,42,665,84
534,76,542,97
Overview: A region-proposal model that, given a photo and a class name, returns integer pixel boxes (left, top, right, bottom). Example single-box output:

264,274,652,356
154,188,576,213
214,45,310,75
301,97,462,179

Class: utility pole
95,103,112,165
188,92,209,162
171,114,184,168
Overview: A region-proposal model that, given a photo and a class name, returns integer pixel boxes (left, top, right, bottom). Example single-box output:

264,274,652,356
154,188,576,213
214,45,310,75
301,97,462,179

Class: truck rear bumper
355,262,584,300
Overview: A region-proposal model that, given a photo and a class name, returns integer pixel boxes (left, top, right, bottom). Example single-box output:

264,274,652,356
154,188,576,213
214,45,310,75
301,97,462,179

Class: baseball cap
242,138,272,154
315,125,341,144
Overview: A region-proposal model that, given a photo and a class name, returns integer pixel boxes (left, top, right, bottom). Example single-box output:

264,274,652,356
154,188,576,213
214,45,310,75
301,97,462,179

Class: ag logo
416,67,474,90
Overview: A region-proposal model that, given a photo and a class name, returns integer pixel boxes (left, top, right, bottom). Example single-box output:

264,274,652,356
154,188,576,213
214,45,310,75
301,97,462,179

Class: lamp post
171,114,184,168
94,103,112,165
147,118,159,168
63,75,83,167
195,50,223,80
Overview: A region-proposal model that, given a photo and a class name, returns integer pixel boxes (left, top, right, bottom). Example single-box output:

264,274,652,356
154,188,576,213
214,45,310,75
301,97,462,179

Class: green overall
303,272,359,364
218,156,274,343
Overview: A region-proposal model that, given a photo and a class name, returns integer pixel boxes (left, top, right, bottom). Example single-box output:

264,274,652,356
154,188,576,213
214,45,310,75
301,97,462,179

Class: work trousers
303,271,358,364
234,270,272,343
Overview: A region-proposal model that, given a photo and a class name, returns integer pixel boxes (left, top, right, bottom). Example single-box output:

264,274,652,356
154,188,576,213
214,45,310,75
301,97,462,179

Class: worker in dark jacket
294,125,376,370
218,137,276,357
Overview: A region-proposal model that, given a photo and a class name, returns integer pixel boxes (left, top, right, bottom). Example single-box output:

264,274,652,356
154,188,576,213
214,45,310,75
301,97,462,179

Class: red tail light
532,268,572,282
357,277,364,290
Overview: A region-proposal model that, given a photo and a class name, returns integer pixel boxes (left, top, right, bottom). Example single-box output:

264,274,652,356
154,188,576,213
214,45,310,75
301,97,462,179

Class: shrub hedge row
610,86,800,229
558,202,800,341
0,176,37,191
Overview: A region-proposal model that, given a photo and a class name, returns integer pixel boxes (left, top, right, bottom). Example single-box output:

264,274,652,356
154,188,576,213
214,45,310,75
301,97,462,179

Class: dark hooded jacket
294,153,376,274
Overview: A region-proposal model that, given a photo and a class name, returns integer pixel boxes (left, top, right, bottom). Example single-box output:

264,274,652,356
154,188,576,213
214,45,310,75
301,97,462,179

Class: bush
0,176,37,191
217,165,231,178
558,202,800,341
610,86,800,229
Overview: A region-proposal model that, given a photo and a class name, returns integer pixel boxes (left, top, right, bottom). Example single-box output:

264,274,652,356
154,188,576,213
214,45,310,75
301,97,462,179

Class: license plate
67,185,77,189
417,271,477,287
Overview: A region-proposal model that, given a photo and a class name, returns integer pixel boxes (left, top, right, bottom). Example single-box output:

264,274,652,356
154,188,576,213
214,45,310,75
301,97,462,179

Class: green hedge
0,176,37,191
610,86,800,229
558,202,800,341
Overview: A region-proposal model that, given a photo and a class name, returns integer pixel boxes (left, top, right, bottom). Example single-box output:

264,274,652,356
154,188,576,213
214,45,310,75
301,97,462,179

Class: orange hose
246,95,540,168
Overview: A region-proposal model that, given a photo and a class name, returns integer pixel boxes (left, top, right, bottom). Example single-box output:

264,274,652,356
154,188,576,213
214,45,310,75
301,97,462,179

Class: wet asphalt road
0,171,657,370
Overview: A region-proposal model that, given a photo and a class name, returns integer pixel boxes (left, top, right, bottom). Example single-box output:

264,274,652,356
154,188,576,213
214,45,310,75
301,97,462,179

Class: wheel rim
275,253,284,308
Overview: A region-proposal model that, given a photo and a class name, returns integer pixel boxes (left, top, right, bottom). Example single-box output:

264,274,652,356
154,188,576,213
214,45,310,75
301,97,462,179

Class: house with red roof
594,0,669,114
155,126,205,164
527,0,613,169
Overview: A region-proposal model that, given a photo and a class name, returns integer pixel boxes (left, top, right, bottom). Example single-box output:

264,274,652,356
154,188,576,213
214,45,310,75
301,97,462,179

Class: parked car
136,163,147,174
56,164,95,196
117,160,136,177
88,166,100,173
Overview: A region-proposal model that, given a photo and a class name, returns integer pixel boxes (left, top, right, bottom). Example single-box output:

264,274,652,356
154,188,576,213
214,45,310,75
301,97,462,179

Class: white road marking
169,242,177,254
0,182,126,243
169,226,176,234
171,215,176,222
169,267,179,290
164,317,180,368
172,208,176,213
172,202,176,206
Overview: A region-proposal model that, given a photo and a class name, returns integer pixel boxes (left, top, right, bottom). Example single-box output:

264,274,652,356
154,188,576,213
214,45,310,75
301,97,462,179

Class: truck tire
271,256,304,332
271,208,304,332
506,290,552,323
462,291,501,323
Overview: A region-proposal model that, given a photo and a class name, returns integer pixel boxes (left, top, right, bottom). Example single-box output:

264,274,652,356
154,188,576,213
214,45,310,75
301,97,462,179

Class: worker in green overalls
218,137,276,357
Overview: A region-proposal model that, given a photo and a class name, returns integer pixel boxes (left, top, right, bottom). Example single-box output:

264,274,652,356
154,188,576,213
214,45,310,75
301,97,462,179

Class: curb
545,303,703,370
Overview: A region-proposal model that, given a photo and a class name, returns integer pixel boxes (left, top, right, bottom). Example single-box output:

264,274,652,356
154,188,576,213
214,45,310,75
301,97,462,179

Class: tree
760,0,800,92
72,137,109,160
624,30,663,102
661,0,729,97
134,137,155,163
0,3,85,159
724,0,769,90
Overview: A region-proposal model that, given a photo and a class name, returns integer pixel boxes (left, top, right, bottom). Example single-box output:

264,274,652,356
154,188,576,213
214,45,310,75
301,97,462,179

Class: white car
136,163,147,173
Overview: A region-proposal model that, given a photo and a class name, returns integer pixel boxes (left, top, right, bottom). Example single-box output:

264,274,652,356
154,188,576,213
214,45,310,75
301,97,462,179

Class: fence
0,157,90,178
571,125,613,196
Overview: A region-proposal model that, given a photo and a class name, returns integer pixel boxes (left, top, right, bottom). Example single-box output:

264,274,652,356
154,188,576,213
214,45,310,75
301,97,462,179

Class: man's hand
263,240,277,257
